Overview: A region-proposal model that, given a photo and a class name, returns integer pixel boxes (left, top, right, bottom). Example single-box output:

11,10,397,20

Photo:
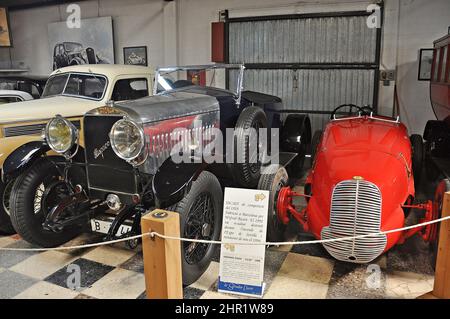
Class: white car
0,90,34,104
0,64,155,235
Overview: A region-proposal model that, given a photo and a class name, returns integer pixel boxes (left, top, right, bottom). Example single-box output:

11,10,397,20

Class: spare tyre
231,106,268,188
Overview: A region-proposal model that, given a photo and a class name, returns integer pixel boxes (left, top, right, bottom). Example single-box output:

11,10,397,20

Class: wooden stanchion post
141,209,183,299
433,191,450,298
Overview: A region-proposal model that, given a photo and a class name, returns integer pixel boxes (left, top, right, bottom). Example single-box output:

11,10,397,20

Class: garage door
226,11,382,132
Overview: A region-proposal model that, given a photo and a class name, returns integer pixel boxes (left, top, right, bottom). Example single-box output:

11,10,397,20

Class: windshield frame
43,72,109,101
154,63,245,105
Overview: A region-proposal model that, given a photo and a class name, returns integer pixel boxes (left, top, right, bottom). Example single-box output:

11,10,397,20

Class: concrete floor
0,163,438,299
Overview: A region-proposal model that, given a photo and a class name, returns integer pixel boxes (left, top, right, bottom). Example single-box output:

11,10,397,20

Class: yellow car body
0,64,155,171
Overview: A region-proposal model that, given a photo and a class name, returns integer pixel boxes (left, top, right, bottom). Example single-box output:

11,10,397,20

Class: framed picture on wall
0,7,12,47
48,17,115,71
418,48,434,81
123,46,148,66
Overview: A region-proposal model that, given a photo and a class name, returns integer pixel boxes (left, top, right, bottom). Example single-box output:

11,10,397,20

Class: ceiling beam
6,0,89,11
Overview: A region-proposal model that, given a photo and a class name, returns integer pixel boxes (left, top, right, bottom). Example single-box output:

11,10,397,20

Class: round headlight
110,119,145,161
45,115,78,154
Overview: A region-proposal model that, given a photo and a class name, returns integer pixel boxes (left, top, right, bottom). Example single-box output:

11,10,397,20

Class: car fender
0,135,43,168
280,114,311,153
1,141,50,182
152,157,207,208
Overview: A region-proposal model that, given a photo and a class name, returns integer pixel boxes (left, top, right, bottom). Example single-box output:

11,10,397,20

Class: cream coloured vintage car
0,64,154,234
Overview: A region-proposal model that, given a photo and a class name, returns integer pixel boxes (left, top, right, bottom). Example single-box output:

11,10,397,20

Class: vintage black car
53,42,109,70
8,64,311,285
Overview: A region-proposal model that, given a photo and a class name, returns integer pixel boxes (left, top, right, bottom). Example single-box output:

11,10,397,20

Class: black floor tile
386,235,435,275
44,258,114,291
120,253,144,274
327,261,386,299
184,287,205,299
290,233,333,259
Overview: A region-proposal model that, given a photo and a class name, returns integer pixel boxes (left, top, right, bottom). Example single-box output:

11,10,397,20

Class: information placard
218,187,269,297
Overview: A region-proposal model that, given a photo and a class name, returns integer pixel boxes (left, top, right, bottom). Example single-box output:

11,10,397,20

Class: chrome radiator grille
3,121,81,138
321,179,386,263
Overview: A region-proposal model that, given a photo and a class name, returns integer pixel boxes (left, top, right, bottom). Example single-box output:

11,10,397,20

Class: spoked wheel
183,193,215,265
258,165,289,242
0,179,16,234
428,179,450,270
10,158,83,247
168,171,223,286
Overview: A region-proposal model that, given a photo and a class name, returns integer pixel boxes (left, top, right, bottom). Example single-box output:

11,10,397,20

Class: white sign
218,187,269,297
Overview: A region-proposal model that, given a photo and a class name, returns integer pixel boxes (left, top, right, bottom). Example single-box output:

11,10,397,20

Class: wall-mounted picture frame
418,48,434,81
0,7,12,47
48,16,114,71
123,46,148,66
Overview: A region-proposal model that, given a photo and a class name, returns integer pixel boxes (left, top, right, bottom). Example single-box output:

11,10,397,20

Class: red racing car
260,105,440,264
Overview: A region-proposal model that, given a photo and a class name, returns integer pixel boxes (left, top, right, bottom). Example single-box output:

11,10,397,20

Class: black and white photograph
123,46,148,66
48,16,114,71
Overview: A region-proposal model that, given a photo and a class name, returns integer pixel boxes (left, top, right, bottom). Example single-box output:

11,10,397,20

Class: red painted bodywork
305,116,414,252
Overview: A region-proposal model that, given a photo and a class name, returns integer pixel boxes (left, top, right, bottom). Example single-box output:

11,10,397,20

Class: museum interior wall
0,0,449,134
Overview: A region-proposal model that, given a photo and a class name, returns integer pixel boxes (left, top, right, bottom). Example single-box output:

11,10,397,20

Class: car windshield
64,42,83,52
42,73,107,100
155,64,244,97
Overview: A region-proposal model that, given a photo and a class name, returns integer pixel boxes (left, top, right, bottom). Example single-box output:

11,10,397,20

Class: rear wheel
232,106,268,188
168,171,223,286
282,115,311,178
0,179,16,235
410,134,424,183
429,179,450,269
10,158,83,247
258,165,289,242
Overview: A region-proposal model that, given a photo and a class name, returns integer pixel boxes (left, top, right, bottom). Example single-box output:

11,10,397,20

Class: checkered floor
0,169,438,299
0,227,435,299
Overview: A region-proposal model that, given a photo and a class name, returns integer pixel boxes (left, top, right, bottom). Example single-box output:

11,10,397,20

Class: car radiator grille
321,179,386,263
3,121,81,138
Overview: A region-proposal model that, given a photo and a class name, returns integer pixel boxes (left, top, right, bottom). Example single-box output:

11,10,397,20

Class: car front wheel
9,158,83,247
167,171,223,286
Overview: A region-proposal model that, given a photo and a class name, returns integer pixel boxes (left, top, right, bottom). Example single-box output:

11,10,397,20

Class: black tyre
424,141,442,182
9,158,83,247
410,134,424,183
169,171,223,286
282,115,311,178
311,130,323,163
430,179,450,269
232,106,268,188
0,179,16,235
258,165,289,242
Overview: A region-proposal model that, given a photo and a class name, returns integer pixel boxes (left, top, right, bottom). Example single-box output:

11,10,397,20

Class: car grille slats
3,121,81,138
321,179,387,263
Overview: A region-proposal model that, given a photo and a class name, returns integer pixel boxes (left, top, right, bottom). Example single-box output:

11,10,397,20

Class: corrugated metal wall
227,14,379,132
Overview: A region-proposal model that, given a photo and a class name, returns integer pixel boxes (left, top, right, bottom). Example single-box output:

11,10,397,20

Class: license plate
90,219,132,236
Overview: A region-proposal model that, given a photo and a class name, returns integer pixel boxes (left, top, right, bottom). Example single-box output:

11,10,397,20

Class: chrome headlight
45,115,78,154
109,118,145,161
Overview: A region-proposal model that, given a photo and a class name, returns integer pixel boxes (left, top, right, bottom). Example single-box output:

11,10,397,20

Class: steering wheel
330,104,365,120
361,105,374,115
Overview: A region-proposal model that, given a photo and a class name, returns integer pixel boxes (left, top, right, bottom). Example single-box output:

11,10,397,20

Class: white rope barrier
0,215,449,252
